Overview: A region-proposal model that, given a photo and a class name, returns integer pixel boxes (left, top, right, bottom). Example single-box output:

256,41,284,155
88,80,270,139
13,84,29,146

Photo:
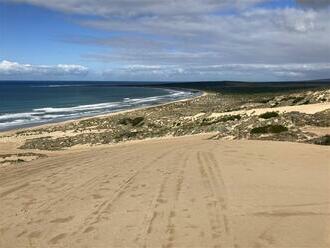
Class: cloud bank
8,0,264,17
103,63,330,81
3,0,330,81
0,60,88,80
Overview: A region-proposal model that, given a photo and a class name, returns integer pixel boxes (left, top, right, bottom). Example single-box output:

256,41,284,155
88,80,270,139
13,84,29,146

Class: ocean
0,81,198,131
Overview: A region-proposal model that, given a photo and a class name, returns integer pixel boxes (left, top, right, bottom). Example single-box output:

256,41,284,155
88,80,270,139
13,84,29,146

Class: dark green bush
118,118,130,125
292,96,305,104
313,135,330,146
131,117,144,126
118,116,144,126
259,111,279,119
250,125,288,134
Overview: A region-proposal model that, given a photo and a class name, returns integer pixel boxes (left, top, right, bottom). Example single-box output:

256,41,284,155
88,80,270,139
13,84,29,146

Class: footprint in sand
49,233,67,244
50,216,74,223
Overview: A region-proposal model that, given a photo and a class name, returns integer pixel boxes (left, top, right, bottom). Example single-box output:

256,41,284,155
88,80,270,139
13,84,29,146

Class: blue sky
1,0,330,81
1,3,109,69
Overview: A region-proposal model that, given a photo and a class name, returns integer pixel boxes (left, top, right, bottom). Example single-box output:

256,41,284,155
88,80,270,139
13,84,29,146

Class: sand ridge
209,102,330,118
0,134,329,247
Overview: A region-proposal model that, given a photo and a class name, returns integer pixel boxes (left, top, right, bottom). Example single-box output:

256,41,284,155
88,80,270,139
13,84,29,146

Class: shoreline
0,87,328,162
0,89,206,136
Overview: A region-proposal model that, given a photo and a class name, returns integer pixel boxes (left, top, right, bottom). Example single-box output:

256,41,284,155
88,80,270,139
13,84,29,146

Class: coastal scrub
259,112,279,119
250,125,288,134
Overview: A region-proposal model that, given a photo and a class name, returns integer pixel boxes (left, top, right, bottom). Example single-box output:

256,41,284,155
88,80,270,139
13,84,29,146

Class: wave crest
0,89,197,131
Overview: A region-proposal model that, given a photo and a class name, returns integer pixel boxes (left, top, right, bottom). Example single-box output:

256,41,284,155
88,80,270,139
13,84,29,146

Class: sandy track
0,135,329,248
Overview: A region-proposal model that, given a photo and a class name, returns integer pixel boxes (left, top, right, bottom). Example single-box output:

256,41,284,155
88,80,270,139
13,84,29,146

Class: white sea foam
0,119,28,128
31,84,89,88
0,89,197,130
0,112,36,121
34,102,121,113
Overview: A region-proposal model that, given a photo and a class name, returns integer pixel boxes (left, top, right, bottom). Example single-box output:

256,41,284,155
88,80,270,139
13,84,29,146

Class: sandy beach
0,134,329,247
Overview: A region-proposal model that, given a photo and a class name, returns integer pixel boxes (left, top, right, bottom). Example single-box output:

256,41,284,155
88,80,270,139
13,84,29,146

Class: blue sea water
0,81,198,131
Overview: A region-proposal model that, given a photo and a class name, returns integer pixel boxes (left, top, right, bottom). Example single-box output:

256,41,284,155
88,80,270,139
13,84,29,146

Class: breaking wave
0,89,198,131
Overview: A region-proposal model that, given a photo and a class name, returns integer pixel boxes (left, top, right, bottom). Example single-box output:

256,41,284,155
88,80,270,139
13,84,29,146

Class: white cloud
102,63,330,81
77,6,330,77
3,0,330,80
0,60,88,78
7,0,264,16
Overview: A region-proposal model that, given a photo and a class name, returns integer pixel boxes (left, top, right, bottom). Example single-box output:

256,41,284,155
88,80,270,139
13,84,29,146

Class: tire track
135,175,170,247
0,150,142,244
197,151,237,248
32,150,138,213
205,151,238,248
164,154,189,248
197,152,224,246
135,152,189,248
77,148,176,235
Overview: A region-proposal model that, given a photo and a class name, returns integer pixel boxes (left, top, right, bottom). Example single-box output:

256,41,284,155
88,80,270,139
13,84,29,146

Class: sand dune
0,134,329,247
210,102,330,118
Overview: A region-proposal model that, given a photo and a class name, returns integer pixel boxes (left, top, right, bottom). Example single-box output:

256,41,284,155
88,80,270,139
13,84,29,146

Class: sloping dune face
0,135,329,247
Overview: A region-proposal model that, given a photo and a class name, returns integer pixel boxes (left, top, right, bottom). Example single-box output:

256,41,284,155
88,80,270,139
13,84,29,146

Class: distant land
3,78,330,93
121,78,330,93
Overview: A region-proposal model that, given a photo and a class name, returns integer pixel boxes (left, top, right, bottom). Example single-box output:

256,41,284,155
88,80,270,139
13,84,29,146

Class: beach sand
0,134,329,248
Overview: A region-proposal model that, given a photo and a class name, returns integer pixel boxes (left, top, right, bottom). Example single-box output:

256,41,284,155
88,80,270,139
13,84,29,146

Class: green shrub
313,135,330,146
118,116,144,126
292,96,305,104
131,117,144,126
250,125,288,134
259,111,279,119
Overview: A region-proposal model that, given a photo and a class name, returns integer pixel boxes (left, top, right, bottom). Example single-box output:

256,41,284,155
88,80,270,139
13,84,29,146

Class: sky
0,0,330,81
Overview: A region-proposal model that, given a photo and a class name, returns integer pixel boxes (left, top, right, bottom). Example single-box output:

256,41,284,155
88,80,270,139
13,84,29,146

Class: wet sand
0,134,329,247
